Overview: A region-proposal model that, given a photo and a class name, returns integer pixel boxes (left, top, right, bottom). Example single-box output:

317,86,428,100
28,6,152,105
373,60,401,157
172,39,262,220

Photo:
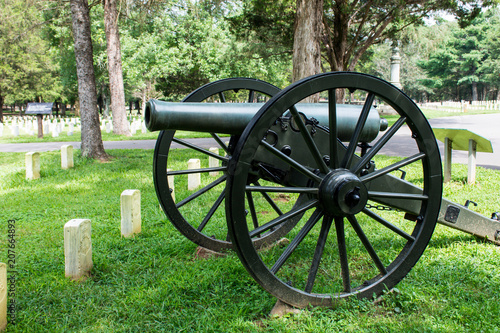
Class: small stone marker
121,190,141,238
64,219,93,280
209,147,220,176
188,159,201,190
68,123,74,136
61,145,74,169
167,168,175,202
12,124,19,137
0,263,6,331
25,152,40,180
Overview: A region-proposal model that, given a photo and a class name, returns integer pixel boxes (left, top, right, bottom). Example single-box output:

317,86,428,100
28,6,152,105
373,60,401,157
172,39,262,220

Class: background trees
1,0,499,126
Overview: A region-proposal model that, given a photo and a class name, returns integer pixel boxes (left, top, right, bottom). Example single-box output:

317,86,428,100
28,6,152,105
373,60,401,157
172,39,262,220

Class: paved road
379,113,500,170
1,113,499,169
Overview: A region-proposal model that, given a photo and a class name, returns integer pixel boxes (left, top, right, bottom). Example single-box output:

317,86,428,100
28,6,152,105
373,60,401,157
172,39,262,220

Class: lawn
0,149,499,332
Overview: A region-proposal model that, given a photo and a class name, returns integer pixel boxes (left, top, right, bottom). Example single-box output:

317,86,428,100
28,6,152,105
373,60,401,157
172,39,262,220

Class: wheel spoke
168,166,226,176
368,191,428,201
176,175,227,208
249,199,319,237
304,214,333,293
328,89,339,169
219,92,226,102
352,116,407,174
347,215,387,275
197,190,225,232
360,152,425,183
362,208,415,242
245,185,318,195
260,140,323,184
341,93,375,169
210,133,230,155
248,89,255,102
271,208,324,274
288,105,330,174
254,181,284,216
172,137,229,162
335,217,351,293
246,191,260,230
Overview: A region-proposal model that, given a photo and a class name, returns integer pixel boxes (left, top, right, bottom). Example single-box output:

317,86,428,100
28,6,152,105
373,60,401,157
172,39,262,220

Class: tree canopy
1,0,499,118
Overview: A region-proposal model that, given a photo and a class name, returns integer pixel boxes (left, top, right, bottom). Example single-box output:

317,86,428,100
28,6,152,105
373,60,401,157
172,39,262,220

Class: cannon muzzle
145,100,387,142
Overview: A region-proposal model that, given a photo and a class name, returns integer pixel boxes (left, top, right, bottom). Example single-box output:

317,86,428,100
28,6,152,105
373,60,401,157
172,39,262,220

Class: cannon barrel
145,100,387,142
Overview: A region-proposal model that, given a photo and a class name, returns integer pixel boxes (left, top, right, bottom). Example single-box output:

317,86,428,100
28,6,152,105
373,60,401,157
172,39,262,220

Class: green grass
1,150,500,332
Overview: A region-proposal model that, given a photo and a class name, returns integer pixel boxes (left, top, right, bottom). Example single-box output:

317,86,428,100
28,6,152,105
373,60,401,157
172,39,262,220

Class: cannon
147,72,500,308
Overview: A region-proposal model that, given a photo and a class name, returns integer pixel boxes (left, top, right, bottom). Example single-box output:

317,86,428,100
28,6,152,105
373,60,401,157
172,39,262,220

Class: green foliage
0,0,62,106
420,9,500,101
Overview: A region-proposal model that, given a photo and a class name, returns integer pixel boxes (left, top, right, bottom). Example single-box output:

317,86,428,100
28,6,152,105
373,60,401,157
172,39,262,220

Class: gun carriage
146,72,500,308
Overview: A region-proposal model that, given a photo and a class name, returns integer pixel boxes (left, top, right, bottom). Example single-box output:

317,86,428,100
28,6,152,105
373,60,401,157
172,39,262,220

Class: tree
103,0,130,135
70,0,108,159
0,0,62,122
231,0,498,85
321,0,498,73
479,9,500,99
293,0,323,82
419,12,500,101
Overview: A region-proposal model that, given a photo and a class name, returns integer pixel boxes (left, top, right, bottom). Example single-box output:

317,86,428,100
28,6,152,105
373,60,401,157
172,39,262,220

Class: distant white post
444,137,452,183
25,152,40,180
64,219,93,280
121,190,141,237
468,139,477,185
61,145,74,169
390,40,402,89
167,169,175,202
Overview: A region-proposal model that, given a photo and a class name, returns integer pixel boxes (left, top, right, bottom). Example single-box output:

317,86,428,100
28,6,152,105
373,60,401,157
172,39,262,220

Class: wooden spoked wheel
226,72,442,307
153,78,305,252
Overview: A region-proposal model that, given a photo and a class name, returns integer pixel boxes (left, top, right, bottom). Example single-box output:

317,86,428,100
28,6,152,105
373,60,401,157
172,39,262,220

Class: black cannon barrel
145,100,387,142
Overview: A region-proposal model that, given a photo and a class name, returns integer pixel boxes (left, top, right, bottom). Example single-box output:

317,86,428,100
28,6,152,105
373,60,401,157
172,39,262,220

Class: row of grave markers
0,144,222,330
0,190,143,329
25,145,74,180
0,116,147,137
62,147,223,279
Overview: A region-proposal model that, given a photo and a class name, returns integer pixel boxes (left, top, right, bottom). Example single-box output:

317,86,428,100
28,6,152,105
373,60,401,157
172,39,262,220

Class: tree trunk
472,81,478,101
293,0,323,102
103,0,130,136
70,0,108,160
0,94,4,123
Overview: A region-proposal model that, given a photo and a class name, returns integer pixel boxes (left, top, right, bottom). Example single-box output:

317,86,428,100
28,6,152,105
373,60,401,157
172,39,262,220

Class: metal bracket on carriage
464,200,477,209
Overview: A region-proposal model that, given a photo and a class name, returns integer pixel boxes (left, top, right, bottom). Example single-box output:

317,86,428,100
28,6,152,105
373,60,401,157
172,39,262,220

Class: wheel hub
319,169,368,216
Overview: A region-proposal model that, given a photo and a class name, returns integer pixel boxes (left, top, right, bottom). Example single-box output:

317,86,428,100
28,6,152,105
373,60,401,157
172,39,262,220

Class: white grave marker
209,147,220,176
61,145,74,169
167,168,175,202
188,159,201,190
25,152,40,180
64,219,93,280
121,190,141,238
68,123,74,136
